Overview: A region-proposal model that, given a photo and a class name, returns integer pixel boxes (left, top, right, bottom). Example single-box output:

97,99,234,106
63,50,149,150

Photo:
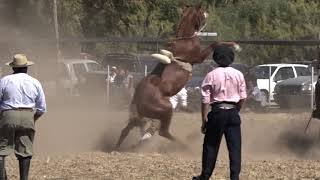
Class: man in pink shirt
193,45,247,180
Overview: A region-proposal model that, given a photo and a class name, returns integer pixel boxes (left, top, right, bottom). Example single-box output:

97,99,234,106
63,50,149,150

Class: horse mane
175,5,204,38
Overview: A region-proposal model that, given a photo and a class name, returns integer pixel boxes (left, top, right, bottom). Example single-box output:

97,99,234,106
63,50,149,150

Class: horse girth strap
173,58,192,73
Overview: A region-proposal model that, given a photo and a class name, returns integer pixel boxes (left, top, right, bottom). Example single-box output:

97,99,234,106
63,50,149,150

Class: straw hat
6,54,34,67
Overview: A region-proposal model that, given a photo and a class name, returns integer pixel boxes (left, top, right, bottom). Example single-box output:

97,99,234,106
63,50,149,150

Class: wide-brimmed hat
212,45,234,67
6,54,34,67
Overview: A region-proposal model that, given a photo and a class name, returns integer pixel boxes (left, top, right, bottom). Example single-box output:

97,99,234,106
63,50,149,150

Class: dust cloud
276,114,320,159
32,95,320,162
1,5,320,162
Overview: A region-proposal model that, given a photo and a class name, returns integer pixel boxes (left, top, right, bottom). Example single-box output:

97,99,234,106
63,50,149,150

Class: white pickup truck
252,64,310,105
40,59,107,98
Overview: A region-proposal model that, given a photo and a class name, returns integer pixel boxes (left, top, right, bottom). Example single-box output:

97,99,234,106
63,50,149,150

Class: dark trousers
200,108,241,180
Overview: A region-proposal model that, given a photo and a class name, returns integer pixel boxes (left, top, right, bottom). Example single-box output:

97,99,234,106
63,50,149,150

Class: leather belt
211,102,237,110
3,108,34,112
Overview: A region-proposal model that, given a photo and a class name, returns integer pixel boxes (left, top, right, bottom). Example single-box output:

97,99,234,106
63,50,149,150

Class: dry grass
5,152,320,180
4,102,320,179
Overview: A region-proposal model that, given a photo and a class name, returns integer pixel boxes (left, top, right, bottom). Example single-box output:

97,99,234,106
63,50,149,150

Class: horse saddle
151,49,192,73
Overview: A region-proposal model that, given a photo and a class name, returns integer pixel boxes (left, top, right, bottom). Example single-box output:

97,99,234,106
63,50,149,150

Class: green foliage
208,0,320,65
2,0,320,64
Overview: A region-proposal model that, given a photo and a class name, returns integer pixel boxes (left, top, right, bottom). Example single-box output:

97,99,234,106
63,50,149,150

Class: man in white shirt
108,66,117,83
0,54,46,180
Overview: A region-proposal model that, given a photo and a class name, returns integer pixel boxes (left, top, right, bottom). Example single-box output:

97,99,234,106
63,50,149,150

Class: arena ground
4,101,320,179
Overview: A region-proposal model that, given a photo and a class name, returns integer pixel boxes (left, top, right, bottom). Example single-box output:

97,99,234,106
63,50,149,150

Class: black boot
0,157,7,180
18,157,31,180
192,176,204,180
192,176,201,180
192,175,210,180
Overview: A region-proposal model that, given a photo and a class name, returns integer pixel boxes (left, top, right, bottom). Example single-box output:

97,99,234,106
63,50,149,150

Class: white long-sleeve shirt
170,87,188,109
0,73,46,113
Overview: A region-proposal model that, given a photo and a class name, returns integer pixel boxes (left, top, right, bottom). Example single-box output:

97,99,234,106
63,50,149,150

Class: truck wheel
278,100,289,109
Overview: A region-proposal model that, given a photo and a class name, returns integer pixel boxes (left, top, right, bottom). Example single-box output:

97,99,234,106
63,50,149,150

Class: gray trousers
0,110,35,158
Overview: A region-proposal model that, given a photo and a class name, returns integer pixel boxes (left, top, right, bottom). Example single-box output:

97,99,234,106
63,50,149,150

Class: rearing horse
116,4,238,148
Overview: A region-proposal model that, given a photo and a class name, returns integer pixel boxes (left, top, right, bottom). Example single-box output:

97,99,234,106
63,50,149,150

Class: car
186,62,250,90
272,60,320,108
38,59,107,98
102,53,139,70
273,75,317,108
250,64,310,105
62,59,104,80
231,63,250,75
102,53,159,86
103,53,158,73
137,54,159,74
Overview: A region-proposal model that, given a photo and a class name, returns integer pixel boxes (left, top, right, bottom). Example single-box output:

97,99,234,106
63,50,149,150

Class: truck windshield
87,62,102,72
252,66,277,79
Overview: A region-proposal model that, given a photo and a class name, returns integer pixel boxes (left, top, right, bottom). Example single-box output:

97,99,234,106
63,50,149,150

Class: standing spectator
114,67,125,87
108,66,118,103
169,87,188,111
123,69,134,99
246,78,263,111
108,66,117,84
193,45,246,180
112,66,133,107
0,54,46,180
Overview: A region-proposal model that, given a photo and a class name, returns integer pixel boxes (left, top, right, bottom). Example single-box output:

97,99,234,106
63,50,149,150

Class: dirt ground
4,100,320,180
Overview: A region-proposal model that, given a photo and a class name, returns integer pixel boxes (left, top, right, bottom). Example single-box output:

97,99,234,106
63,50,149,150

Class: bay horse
115,3,238,149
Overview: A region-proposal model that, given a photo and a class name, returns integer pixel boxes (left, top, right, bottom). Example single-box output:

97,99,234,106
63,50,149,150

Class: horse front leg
193,42,219,64
193,41,238,64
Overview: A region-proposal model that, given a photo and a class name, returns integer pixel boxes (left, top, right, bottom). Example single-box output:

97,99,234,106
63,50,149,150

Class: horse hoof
151,54,171,64
233,44,242,52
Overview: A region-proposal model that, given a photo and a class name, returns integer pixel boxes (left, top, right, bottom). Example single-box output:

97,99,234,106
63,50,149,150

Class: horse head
151,3,209,64
176,3,208,38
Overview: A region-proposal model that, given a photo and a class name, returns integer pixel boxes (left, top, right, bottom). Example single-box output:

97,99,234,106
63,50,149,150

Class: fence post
156,41,159,53
311,66,314,110
53,0,60,62
268,66,272,108
144,65,147,77
106,65,110,105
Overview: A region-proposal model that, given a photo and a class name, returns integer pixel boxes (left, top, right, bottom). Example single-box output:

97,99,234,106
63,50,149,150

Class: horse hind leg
159,120,177,142
115,120,135,150
137,103,175,141
157,106,177,141
157,105,189,150
143,118,161,139
133,116,171,148
115,103,141,149
131,118,157,149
